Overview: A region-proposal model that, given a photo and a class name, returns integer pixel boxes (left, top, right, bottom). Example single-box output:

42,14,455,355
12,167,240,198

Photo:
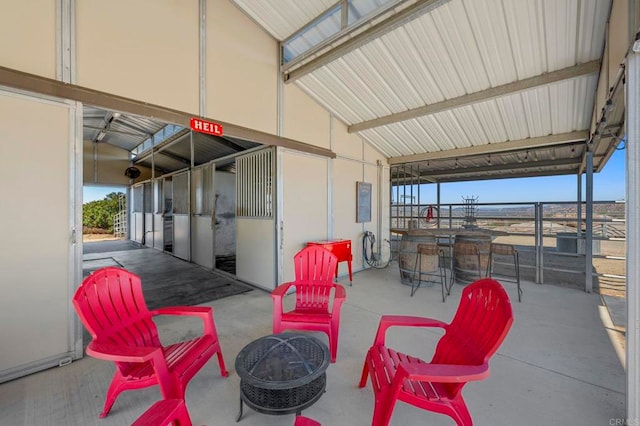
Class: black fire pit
235,333,330,421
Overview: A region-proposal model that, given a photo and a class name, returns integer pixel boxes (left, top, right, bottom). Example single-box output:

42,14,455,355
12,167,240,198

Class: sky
405,145,627,205
82,144,626,205
83,185,127,203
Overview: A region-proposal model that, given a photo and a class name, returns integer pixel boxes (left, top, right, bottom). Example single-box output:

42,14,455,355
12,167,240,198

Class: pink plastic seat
294,415,321,426
132,399,192,426
359,278,514,425
272,246,346,362
72,267,228,418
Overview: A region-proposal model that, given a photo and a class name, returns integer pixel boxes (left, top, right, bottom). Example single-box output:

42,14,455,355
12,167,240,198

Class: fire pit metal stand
235,333,330,422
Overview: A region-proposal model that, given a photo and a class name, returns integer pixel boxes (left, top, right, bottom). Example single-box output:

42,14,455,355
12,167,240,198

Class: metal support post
436,182,441,228
535,203,543,284
585,148,594,293
577,172,582,237
625,31,640,424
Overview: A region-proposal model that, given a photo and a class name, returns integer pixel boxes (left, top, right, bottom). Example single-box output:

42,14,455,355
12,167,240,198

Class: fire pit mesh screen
240,375,325,411
235,333,330,413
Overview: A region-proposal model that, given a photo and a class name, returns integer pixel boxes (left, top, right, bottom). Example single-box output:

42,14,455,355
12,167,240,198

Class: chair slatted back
294,246,338,283
73,267,161,355
430,278,513,396
432,278,513,366
293,246,339,311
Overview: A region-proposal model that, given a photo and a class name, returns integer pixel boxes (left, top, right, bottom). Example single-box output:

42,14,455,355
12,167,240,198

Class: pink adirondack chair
359,278,514,426
271,246,346,362
72,267,228,418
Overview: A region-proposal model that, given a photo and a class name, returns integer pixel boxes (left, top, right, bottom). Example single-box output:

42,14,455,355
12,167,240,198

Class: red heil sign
190,118,224,136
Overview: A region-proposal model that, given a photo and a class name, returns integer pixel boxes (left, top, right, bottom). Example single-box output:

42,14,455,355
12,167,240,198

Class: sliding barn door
192,163,215,269
172,170,190,261
235,148,276,290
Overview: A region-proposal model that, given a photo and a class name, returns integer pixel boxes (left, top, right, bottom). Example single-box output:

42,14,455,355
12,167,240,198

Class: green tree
83,192,125,231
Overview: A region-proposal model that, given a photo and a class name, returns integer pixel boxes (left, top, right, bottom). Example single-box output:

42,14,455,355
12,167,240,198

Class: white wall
76,0,200,114
207,0,278,133
0,0,56,79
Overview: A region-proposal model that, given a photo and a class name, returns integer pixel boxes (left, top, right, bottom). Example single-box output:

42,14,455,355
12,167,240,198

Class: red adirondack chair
72,267,228,418
359,278,514,426
271,246,346,362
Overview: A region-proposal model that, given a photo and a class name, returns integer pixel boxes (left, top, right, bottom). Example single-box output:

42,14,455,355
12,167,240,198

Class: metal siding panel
365,38,425,110
430,0,492,93
406,13,466,99
402,119,438,151
344,48,408,113
449,106,489,146
386,122,424,154
299,72,367,124
416,114,459,151
544,0,579,70
472,101,509,143
549,80,576,133
503,0,547,78
519,86,553,136
372,125,414,155
463,0,518,86
360,128,402,157
381,27,444,105
326,58,392,118
576,75,598,129
431,110,475,148
577,0,610,62
495,95,530,140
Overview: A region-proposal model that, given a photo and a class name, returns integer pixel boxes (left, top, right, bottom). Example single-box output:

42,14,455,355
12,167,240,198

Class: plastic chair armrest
87,342,174,391
373,315,449,346
333,283,347,300
153,306,212,316
397,362,490,383
272,281,296,298
153,306,215,335
86,342,160,363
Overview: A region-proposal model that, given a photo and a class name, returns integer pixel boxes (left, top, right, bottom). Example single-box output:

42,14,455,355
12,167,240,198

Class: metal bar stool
487,242,522,302
411,243,447,301
452,240,483,285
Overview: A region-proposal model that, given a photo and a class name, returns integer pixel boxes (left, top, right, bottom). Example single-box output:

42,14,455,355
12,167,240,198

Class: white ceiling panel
297,73,366,124
472,101,510,143
463,0,518,85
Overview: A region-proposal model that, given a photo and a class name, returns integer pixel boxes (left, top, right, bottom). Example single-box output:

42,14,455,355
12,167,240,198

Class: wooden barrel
453,234,491,284
398,233,437,285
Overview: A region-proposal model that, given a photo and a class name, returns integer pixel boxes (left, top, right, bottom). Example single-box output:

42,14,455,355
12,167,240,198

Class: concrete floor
0,254,627,425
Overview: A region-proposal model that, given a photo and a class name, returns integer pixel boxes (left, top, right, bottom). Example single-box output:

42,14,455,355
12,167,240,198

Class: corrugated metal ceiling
232,0,621,184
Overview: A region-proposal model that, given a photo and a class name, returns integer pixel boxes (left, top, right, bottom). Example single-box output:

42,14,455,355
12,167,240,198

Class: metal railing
389,200,626,292
113,194,127,238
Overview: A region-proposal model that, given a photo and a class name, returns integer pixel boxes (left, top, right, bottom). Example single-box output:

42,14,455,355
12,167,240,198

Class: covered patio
0,249,625,425
0,0,637,424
